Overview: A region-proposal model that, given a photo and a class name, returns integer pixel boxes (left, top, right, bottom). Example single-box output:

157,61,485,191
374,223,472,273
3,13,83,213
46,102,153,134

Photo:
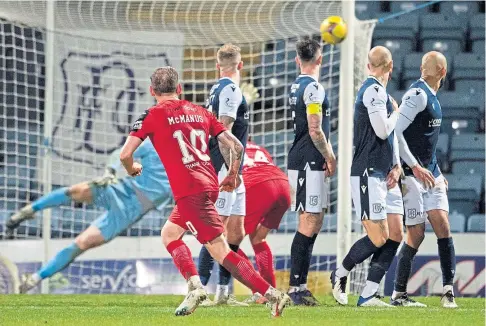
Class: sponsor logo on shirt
428,118,442,127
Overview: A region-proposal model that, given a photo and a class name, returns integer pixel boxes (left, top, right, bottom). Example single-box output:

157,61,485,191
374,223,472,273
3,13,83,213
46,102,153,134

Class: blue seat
373,15,419,51
452,53,485,80
450,133,485,162
444,174,482,201
422,40,462,55
449,201,477,217
467,214,486,232
438,91,482,135
455,80,485,97
470,14,485,41
448,212,466,233
373,39,414,56
440,2,479,18
355,0,381,20
472,40,485,54
390,1,431,17
452,160,485,175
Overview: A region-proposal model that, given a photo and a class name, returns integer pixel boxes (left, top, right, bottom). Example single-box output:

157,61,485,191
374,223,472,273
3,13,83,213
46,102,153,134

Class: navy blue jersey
206,77,249,172
351,77,395,178
287,75,330,171
398,79,443,177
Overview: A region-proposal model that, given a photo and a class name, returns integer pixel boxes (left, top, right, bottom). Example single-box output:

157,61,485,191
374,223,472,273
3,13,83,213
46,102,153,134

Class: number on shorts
244,150,269,166
173,129,211,164
186,221,198,236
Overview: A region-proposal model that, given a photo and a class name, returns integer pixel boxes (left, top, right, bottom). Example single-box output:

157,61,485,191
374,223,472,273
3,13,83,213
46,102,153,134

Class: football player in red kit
239,140,291,304
120,67,290,317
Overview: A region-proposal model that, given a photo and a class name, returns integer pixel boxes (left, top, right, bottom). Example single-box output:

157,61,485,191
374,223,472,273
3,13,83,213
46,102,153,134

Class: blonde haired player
197,44,251,306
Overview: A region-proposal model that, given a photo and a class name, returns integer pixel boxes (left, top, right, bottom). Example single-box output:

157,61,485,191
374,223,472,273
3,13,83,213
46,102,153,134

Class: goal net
0,0,376,295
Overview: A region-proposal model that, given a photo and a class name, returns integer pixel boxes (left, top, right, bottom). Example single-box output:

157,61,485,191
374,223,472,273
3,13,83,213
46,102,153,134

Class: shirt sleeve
218,84,243,120
392,131,400,166
363,84,399,140
208,110,227,137
303,81,325,107
395,88,428,167
130,109,154,140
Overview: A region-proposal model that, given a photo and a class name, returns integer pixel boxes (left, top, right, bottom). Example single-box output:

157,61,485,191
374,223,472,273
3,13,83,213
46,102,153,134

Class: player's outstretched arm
120,136,143,177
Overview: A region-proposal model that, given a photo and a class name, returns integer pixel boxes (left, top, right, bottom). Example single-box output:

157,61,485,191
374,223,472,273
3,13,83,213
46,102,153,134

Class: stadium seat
422,40,462,56
355,0,381,20
452,160,485,175
440,1,479,18
449,200,477,218
470,14,485,42
472,40,485,54
467,214,486,232
438,92,482,135
373,39,414,56
448,212,466,233
444,174,482,201
390,1,431,17
373,15,419,55
436,133,449,170
450,133,485,162
455,80,485,96
420,14,464,53
452,53,485,80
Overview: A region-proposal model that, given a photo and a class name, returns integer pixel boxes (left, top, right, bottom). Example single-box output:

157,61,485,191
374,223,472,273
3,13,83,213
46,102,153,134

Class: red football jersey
242,141,288,189
130,99,226,201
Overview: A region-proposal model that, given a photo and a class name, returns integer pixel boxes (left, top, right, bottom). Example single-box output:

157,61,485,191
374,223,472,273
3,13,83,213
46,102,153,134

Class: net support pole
41,0,55,294
336,0,355,267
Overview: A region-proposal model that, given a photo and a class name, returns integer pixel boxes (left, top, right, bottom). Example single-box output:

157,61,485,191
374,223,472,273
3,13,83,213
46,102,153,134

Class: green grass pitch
0,295,484,325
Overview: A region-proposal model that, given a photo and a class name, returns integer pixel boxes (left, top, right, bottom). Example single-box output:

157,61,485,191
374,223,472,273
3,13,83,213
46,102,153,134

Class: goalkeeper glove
91,167,118,187
240,82,260,105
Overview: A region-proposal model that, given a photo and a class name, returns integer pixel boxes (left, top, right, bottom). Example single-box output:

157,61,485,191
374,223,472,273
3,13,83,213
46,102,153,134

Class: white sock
361,280,379,298
32,273,41,283
299,284,307,291
288,286,300,294
188,275,203,289
391,290,405,300
443,285,454,295
217,284,229,296
335,265,350,278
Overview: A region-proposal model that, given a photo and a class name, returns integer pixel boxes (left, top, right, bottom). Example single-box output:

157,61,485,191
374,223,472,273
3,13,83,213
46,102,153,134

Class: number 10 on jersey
173,129,211,164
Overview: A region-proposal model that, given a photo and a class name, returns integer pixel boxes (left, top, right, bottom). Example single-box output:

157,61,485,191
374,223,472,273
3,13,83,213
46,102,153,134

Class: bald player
331,46,404,307
391,51,457,308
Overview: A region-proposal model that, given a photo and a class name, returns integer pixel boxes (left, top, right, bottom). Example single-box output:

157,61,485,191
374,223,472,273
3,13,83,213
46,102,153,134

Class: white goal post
0,0,376,295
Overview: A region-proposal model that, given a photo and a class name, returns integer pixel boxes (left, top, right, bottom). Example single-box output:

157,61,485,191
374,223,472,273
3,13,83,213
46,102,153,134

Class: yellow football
320,16,348,45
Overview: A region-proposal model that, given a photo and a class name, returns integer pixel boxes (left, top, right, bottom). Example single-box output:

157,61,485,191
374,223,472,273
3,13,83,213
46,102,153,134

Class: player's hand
240,82,260,105
219,173,238,192
386,165,401,189
412,165,435,189
324,154,336,177
128,162,143,177
389,96,399,112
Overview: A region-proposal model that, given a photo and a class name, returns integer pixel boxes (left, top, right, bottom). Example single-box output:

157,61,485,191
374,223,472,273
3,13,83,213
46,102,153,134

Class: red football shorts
244,179,291,235
169,191,224,244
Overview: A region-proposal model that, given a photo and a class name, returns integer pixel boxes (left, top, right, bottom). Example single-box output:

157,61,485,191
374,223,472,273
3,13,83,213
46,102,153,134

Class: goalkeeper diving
5,139,171,293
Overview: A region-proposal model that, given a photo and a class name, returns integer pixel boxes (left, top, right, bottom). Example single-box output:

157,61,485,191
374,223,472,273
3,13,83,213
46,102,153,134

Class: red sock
222,251,270,295
253,241,276,287
166,240,198,280
237,248,257,294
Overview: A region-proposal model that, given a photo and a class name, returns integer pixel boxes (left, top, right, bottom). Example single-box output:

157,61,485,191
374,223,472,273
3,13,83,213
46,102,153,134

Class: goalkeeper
5,139,171,293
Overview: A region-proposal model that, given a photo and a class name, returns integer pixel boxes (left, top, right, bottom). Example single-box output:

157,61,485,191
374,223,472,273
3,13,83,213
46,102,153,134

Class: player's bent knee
75,233,103,251
298,211,323,236
428,210,451,238
205,234,230,264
